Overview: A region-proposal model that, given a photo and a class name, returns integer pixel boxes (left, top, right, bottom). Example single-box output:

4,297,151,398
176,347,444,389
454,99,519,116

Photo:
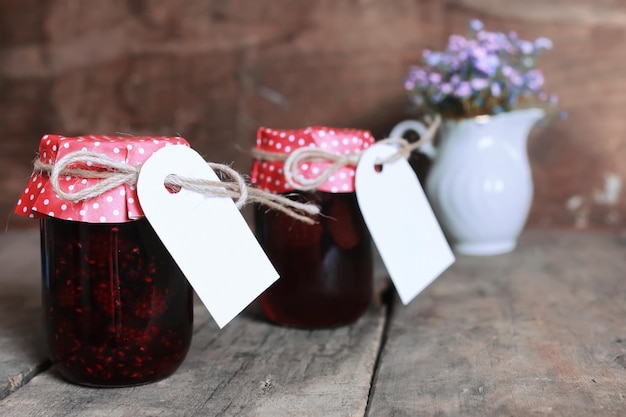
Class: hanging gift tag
137,145,279,328
355,142,454,304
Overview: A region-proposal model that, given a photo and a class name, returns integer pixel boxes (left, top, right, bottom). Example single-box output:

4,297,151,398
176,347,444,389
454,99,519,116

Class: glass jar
251,126,376,329
254,191,373,328
14,134,194,387
40,217,193,387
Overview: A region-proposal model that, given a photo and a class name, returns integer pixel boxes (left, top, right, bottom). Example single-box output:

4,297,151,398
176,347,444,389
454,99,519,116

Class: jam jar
251,126,375,328
15,134,193,387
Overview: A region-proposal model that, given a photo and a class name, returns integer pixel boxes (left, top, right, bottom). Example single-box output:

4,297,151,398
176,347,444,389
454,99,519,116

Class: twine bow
252,115,441,191
33,150,320,224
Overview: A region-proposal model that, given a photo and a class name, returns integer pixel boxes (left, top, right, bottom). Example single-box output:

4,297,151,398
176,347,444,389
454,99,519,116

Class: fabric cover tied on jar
15,134,189,223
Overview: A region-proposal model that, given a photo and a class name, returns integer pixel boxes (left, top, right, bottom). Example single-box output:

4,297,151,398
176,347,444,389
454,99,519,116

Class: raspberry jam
255,191,373,328
40,217,193,387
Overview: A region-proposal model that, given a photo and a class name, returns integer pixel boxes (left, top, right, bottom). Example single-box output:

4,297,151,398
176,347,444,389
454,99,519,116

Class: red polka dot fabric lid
15,134,189,223
250,126,374,193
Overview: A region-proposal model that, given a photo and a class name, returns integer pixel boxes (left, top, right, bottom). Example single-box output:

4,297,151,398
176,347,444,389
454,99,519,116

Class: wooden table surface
0,229,624,416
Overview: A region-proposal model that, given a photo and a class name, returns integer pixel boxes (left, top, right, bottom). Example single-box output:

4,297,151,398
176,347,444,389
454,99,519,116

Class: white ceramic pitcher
390,108,545,256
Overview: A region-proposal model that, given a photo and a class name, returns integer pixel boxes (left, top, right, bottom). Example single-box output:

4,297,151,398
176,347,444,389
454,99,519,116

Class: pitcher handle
389,120,437,159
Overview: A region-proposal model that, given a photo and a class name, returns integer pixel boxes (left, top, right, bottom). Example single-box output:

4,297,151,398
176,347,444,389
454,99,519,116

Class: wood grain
366,230,626,416
2,1,625,231
0,231,48,400
1,0,435,229
0,304,387,416
1,229,625,415
0,230,388,417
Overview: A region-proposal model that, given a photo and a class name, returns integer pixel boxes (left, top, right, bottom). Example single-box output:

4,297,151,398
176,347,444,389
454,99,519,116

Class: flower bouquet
404,19,559,119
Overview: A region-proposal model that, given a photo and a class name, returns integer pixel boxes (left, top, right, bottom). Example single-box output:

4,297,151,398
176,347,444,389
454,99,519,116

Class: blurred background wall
1,0,624,231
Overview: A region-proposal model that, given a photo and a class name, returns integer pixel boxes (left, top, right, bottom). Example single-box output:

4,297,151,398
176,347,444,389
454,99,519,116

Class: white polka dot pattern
250,126,374,193
14,134,190,223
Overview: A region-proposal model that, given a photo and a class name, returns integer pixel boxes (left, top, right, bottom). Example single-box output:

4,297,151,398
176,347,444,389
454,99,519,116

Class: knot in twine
33,150,320,224
252,115,441,191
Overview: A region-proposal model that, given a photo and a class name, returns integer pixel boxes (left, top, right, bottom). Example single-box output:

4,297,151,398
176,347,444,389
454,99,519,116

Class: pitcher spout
510,107,545,135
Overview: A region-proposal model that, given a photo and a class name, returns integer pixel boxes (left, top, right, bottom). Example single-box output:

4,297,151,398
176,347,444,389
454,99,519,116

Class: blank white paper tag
355,143,455,304
137,145,279,328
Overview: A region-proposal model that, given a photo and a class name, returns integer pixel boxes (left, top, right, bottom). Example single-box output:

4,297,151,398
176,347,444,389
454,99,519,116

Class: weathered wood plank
0,306,387,417
3,228,626,415
367,230,626,416
0,231,388,416
2,0,626,232
0,0,441,231
446,0,626,24
0,230,49,400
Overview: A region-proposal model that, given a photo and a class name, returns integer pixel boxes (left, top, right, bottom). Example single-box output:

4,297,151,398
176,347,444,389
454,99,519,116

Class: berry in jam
255,191,373,328
40,217,193,387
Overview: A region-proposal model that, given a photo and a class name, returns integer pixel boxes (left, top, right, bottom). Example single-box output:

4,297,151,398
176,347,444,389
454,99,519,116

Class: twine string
377,114,441,164
33,150,320,224
252,115,441,190
282,147,362,191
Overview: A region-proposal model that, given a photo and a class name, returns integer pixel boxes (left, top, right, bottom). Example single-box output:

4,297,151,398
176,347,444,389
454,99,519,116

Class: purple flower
534,37,553,50
474,54,500,76
469,44,488,60
471,78,489,90
517,40,535,55
491,83,502,97
448,56,462,70
454,82,472,97
477,31,506,53
525,69,544,91
440,83,453,94
404,67,426,90
424,51,443,66
404,19,558,118
502,65,516,77
429,72,443,84
448,35,467,51
509,73,524,86
470,19,484,32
